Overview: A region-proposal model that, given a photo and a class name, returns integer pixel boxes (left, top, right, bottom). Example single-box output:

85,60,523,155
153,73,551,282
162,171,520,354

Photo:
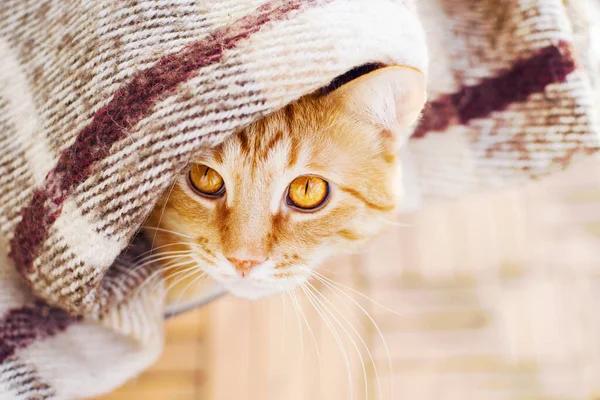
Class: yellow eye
188,164,225,197
287,175,330,211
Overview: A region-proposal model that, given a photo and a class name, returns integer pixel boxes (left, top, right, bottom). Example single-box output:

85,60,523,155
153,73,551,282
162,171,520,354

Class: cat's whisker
128,269,166,303
158,258,196,284
303,283,368,400
141,225,193,239
140,267,189,298
309,273,365,328
176,272,217,312
306,280,382,400
134,252,191,268
171,270,208,310
123,251,192,278
317,268,346,278
159,261,197,275
310,271,394,399
193,273,211,295
288,291,305,366
311,274,363,331
161,265,201,295
151,270,197,301
133,259,194,299
312,270,409,316
287,289,324,394
278,295,288,361
136,245,193,262
116,257,188,287
157,255,193,268
122,257,188,286
300,284,355,400
111,258,174,294
175,266,207,306
136,242,195,259
126,250,195,293
148,180,178,251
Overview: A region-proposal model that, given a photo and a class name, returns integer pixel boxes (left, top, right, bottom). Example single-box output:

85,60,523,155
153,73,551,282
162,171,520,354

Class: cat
143,66,426,302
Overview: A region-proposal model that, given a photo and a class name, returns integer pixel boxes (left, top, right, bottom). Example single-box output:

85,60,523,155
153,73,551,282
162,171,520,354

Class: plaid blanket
0,0,598,398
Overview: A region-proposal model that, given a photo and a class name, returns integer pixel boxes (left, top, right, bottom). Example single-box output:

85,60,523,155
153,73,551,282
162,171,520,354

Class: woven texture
402,0,600,207
0,0,598,398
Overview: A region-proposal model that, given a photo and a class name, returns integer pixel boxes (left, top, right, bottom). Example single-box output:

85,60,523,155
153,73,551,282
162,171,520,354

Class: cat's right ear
327,65,426,136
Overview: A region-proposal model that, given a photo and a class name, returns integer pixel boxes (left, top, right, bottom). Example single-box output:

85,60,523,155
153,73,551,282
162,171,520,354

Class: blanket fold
0,0,598,398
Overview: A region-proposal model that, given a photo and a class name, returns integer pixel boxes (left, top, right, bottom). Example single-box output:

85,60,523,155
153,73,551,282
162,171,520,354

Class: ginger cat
143,66,426,303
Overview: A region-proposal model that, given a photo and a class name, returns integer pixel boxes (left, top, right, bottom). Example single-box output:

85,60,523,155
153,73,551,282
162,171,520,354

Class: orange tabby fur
143,66,425,302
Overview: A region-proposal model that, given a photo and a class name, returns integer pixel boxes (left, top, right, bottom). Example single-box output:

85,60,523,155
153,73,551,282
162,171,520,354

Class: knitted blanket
0,0,598,399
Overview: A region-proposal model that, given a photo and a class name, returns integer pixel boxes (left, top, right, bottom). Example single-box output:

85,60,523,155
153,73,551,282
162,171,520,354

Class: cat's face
145,66,425,300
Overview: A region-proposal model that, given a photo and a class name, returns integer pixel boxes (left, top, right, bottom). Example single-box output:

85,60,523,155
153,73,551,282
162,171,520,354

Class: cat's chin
215,274,304,300
223,282,284,300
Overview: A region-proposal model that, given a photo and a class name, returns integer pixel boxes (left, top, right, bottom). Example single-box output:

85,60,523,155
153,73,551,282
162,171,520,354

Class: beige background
99,158,600,400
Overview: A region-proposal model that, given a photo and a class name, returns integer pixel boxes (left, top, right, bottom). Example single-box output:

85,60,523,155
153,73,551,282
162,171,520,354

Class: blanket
0,0,598,399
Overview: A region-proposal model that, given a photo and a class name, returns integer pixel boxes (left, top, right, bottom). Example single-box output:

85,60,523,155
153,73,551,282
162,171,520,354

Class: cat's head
145,66,426,299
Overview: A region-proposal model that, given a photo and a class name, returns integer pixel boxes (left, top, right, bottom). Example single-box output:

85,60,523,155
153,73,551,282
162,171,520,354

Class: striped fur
144,80,411,301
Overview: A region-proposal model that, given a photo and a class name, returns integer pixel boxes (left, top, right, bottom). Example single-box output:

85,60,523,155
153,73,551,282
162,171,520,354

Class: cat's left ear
330,65,426,137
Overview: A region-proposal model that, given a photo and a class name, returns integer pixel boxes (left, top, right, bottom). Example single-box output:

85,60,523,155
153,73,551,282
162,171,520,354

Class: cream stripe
0,38,55,186
51,199,123,276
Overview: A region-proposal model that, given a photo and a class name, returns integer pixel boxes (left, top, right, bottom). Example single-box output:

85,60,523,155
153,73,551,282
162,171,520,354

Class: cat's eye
188,164,225,197
287,175,329,211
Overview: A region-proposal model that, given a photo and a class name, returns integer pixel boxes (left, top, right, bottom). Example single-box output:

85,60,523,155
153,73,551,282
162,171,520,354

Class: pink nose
227,257,262,277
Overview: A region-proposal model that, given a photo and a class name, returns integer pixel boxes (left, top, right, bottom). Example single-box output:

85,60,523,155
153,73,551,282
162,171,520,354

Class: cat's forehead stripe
286,135,300,168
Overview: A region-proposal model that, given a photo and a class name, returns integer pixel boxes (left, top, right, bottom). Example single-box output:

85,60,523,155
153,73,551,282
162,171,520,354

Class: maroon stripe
10,0,315,274
412,41,576,138
0,302,78,364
